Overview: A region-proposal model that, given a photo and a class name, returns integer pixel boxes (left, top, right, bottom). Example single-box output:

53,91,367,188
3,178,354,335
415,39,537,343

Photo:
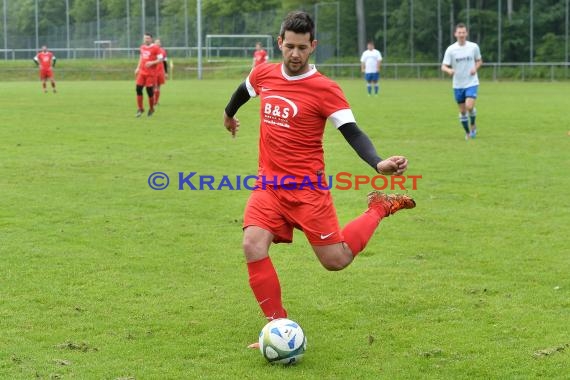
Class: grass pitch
1,78,569,379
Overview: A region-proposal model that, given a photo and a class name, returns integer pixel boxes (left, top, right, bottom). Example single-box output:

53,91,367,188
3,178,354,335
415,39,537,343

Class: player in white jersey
360,41,382,96
441,23,482,140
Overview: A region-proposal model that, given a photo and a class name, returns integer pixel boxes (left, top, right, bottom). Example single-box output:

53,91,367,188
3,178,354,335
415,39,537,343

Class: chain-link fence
1,0,568,79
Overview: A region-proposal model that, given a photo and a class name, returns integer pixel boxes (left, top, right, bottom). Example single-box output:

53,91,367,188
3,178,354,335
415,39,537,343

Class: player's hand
223,112,240,139
377,156,408,175
144,62,153,68
447,69,455,76
165,73,169,79
470,68,477,75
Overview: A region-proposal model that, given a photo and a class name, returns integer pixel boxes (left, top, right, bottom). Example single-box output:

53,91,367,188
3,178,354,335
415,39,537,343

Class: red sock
247,257,287,321
154,89,160,105
341,207,387,256
136,95,143,110
147,95,154,111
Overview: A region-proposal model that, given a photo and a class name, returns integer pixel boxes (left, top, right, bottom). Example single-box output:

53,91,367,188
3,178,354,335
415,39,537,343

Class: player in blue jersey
441,23,482,140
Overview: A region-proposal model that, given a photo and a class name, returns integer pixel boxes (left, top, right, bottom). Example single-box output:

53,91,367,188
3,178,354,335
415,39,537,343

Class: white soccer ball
258,318,307,364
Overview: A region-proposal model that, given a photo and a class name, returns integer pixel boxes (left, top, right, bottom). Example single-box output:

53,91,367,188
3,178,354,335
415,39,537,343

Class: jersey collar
281,64,317,81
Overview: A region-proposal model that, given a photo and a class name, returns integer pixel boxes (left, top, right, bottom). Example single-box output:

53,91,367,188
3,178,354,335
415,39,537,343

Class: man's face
454,27,468,44
278,31,316,76
41,46,47,52
143,35,153,45
367,43,374,50
154,39,161,47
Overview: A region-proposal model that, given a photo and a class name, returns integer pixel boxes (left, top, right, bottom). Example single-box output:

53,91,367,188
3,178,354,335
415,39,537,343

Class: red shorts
243,186,343,246
136,72,156,87
39,69,53,80
155,72,165,86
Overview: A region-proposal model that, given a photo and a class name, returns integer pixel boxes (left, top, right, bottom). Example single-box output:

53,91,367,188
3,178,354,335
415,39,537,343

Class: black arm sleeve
52,57,56,67
224,82,251,118
33,58,38,66
339,122,383,171
163,60,168,73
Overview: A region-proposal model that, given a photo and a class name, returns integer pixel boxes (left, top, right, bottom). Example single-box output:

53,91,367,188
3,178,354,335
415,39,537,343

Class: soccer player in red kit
252,42,268,68
223,11,416,347
33,46,57,93
135,33,163,117
153,39,168,106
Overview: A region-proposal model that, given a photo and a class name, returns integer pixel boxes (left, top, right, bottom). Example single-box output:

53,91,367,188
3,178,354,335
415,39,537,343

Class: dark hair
279,11,315,41
144,32,153,38
455,23,468,31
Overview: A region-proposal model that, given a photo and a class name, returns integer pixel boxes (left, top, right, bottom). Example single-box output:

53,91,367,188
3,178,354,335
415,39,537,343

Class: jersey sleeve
323,82,355,128
474,44,482,60
245,66,262,98
442,47,452,65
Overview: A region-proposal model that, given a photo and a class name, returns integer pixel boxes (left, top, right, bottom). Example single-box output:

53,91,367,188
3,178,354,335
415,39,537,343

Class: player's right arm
441,48,454,76
135,55,142,75
223,82,251,138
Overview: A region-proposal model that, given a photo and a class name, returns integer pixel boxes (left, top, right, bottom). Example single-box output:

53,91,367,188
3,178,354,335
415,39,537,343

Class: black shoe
147,109,155,117
136,109,143,118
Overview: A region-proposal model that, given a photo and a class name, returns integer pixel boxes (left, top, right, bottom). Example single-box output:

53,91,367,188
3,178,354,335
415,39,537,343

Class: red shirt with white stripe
245,63,356,183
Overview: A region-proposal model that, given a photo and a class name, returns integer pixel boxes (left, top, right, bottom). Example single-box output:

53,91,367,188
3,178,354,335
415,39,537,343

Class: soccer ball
258,318,307,364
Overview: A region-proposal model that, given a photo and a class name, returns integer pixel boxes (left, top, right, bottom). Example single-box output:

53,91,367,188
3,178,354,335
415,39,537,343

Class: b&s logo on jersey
262,95,299,129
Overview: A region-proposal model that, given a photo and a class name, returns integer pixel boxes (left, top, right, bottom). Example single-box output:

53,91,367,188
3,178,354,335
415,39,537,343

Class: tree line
2,0,568,62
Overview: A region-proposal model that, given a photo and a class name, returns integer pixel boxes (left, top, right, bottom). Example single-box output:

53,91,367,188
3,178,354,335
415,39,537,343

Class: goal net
205,34,273,62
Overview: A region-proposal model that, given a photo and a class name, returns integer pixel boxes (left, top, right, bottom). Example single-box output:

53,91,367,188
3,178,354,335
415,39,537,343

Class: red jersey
245,63,356,183
138,44,163,75
253,49,268,66
34,51,55,70
156,47,167,74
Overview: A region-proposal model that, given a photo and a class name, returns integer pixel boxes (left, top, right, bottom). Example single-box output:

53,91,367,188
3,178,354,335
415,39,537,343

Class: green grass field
1,78,569,379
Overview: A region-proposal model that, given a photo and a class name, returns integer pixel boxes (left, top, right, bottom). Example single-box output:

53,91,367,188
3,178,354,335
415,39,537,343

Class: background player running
223,11,416,347
441,23,483,139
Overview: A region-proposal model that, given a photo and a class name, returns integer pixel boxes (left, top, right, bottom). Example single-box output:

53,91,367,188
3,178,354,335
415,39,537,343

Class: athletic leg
135,85,144,116
146,86,155,116
311,192,415,271
243,226,287,321
458,103,470,137
466,97,477,137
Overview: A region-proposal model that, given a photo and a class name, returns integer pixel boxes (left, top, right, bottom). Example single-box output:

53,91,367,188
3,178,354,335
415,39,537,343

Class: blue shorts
365,72,380,82
454,86,478,103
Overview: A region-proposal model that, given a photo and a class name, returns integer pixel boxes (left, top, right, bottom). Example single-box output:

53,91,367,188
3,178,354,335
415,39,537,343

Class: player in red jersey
223,11,416,346
33,46,57,93
252,41,268,67
153,39,168,106
134,33,164,117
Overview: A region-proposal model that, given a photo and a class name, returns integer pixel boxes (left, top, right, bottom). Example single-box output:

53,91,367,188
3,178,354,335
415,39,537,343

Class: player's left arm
470,45,483,75
471,58,483,75
339,123,408,175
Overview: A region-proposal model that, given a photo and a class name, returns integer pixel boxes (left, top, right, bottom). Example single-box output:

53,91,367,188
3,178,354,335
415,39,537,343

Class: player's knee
319,255,352,271
242,236,268,261
136,85,144,95
146,87,154,98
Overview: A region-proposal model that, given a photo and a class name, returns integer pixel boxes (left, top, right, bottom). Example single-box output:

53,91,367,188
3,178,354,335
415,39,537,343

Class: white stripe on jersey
245,76,257,97
328,109,356,129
